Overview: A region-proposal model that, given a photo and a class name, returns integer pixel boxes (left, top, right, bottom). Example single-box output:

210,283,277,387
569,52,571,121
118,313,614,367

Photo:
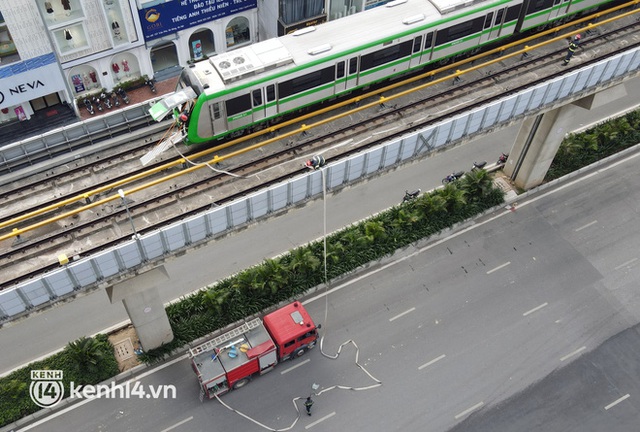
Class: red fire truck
190,301,320,399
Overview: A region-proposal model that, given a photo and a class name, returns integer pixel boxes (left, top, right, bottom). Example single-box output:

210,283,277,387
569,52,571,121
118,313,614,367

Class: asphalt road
17,143,640,432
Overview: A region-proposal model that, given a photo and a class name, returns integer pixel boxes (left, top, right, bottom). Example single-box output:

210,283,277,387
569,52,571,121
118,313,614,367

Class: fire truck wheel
294,347,306,358
233,378,250,389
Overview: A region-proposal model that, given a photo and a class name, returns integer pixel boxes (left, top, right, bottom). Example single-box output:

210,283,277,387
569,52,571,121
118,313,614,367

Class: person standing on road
563,34,581,65
304,397,314,416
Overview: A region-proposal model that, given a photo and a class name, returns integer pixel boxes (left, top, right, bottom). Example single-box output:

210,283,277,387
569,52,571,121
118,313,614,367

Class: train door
252,88,265,122
410,35,423,68
548,0,564,20
335,60,347,94
479,12,494,44
488,8,505,40
265,84,278,118
421,32,434,64
209,101,227,135
346,57,359,90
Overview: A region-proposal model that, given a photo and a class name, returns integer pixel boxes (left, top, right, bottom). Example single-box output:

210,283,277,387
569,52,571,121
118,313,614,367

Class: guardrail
0,100,157,176
0,46,638,322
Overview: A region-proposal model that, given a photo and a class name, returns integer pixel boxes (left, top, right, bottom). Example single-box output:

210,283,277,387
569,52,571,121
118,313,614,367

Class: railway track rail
1,8,638,290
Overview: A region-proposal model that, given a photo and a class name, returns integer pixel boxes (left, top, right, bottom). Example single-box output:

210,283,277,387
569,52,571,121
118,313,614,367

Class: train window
435,17,484,46
252,89,262,106
424,32,433,49
336,61,345,79
505,4,522,22
495,8,504,25
360,40,412,71
412,35,422,53
211,102,221,120
484,13,493,29
553,0,560,4
266,84,276,102
226,94,251,116
348,57,358,75
526,0,554,14
278,66,334,98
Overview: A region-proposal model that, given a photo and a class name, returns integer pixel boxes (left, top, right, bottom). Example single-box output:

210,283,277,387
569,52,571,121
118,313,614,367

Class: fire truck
190,301,320,399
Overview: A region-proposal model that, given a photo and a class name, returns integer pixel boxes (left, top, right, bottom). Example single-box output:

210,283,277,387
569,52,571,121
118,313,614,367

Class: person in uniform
563,34,581,65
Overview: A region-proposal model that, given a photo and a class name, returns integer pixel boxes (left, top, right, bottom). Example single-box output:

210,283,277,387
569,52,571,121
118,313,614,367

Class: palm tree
255,258,288,294
461,169,493,202
203,288,230,315
288,248,321,278
439,183,467,214
364,221,386,243
66,336,105,375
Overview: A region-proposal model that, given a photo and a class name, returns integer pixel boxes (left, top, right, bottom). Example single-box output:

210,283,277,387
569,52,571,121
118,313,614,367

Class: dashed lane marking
487,261,510,274
418,354,446,370
454,402,484,420
523,302,548,317
560,346,586,362
604,394,630,410
389,307,416,322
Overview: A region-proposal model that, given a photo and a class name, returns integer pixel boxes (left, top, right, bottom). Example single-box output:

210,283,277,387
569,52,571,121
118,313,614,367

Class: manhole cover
113,338,134,361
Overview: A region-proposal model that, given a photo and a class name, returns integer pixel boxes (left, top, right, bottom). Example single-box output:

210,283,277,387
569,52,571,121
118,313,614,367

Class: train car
168,0,615,145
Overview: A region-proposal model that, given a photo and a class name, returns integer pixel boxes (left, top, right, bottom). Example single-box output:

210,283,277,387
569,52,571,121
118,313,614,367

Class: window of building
225,17,250,48
189,29,215,61
102,0,130,46
280,0,324,24
39,0,86,27
52,23,90,55
0,12,20,64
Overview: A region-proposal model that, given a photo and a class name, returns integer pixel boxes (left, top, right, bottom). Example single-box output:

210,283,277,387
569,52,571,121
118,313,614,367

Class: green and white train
173,0,615,145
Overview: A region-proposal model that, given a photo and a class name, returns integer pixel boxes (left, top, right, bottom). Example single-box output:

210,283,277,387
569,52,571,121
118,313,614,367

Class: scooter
117,87,130,104
402,189,421,203
304,155,325,170
145,78,157,93
471,161,487,171
102,92,112,109
497,153,509,165
92,96,103,112
83,98,94,115
112,92,120,107
442,171,465,184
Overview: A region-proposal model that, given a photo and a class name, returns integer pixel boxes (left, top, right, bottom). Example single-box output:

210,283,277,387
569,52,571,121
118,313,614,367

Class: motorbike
83,98,94,115
92,96,103,112
497,153,509,165
402,189,421,203
442,171,465,184
117,87,130,104
101,92,112,109
145,78,157,93
112,92,120,107
304,155,325,170
471,161,487,171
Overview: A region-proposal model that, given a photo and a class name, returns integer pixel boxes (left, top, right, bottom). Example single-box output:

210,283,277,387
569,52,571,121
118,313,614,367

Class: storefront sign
139,0,257,41
0,56,66,110
15,106,27,121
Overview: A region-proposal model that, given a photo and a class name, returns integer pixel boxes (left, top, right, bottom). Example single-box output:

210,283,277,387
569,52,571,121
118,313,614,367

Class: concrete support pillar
106,266,173,351
505,83,628,190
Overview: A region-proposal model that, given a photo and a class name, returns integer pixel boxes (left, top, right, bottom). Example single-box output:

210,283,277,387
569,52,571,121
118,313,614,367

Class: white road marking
487,261,511,274
389,307,416,322
280,358,310,375
614,257,638,270
560,346,586,362
574,220,598,232
418,354,446,370
160,416,193,432
305,411,336,429
604,394,630,410
454,401,484,419
523,302,548,317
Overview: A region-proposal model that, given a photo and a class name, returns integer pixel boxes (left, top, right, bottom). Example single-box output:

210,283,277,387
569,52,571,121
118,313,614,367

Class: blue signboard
139,0,257,41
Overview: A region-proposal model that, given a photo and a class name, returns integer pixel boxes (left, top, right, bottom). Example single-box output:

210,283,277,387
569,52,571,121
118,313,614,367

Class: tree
255,258,288,294
288,248,321,278
65,336,105,375
461,169,494,202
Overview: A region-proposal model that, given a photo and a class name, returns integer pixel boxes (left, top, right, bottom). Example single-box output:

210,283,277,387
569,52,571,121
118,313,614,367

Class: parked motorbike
117,87,130,104
402,189,421,203
145,78,157,93
471,161,487,171
112,92,120,107
305,155,325,170
101,92,112,109
497,153,509,165
92,96,103,112
442,171,465,184
83,98,94,115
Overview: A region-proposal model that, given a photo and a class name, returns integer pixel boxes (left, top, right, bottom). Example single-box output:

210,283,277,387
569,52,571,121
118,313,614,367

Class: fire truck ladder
189,318,262,357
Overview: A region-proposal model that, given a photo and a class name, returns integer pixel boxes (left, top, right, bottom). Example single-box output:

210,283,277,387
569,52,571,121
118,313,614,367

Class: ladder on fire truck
189,318,262,357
